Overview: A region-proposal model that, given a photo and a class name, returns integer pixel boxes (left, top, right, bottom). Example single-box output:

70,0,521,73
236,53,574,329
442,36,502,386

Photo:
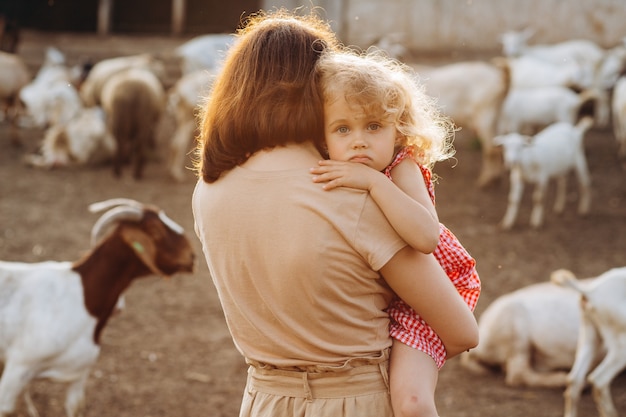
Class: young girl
311,50,481,417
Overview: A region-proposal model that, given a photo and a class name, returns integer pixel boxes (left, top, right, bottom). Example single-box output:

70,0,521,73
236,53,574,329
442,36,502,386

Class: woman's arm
380,247,479,358
311,159,439,253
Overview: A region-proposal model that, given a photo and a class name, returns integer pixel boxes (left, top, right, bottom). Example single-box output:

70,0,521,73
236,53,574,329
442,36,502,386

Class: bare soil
1,31,626,417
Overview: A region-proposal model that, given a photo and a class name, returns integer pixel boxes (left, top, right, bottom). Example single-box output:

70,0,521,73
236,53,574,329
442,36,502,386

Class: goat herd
0,28,626,417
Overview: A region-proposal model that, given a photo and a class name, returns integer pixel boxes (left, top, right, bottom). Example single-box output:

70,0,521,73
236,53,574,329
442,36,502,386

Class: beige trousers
240,359,393,417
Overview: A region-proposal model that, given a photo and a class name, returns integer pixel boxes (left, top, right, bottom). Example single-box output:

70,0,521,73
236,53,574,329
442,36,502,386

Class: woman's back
192,143,407,368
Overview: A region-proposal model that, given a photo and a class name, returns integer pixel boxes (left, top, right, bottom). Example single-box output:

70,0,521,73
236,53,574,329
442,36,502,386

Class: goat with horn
0,199,195,417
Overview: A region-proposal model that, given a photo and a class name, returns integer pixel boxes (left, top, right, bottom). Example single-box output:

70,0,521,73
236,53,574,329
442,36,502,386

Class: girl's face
324,96,399,172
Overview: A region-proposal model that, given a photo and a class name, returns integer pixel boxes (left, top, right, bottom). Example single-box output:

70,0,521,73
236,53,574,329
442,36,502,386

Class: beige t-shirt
192,164,407,369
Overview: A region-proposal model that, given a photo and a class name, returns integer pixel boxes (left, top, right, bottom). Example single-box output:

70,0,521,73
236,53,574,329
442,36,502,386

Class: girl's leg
390,339,439,417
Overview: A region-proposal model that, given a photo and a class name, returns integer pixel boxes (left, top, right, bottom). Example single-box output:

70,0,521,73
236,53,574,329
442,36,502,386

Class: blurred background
3,0,626,53
2,1,626,417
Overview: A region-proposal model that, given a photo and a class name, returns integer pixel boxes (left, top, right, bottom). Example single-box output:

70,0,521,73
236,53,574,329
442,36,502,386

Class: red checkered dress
384,147,481,369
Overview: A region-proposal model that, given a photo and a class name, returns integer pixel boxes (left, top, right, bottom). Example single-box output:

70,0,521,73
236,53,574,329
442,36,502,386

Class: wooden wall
263,0,626,54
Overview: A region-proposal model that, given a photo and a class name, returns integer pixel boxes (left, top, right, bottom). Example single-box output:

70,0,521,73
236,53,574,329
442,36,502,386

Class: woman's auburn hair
194,10,340,183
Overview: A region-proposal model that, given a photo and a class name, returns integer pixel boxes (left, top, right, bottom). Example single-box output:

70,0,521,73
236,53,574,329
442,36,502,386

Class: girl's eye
337,126,349,134
368,123,381,131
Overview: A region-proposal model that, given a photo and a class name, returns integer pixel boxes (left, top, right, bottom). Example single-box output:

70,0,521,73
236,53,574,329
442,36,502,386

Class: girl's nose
351,135,367,149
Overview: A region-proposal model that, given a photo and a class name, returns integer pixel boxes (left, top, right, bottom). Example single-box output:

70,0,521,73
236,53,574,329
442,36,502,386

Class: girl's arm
380,246,479,358
311,159,440,253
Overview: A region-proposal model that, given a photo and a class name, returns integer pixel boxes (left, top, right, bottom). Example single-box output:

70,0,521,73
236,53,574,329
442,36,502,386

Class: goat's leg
506,353,568,388
553,175,568,214
619,139,626,159
64,372,89,417
529,180,547,228
588,333,626,417
564,316,601,417
168,121,195,182
113,143,124,178
0,362,36,416
574,155,591,215
475,114,503,188
133,129,153,180
613,98,626,158
501,168,523,230
23,388,39,417
130,134,143,180
477,141,503,188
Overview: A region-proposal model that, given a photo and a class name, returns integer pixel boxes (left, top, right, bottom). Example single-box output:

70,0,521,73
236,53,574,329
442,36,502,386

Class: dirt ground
1,31,626,417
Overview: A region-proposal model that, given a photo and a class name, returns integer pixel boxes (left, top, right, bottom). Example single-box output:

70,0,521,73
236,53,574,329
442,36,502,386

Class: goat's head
493,133,531,168
498,27,534,57
89,198,195,277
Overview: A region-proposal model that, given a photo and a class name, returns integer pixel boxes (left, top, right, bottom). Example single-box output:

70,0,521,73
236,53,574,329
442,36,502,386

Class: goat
494,116,593,230
100,67,166,179
552,268,626,417
499,86,597,135
371,32,409,61
612,76,626,160
0,50,29,117
508,54,590,89
23,106,116,169
0,198,195,417
416,60,511,187
0,50,29,143
18,47,84,129
79,53,167,107
19,48,115,170
173,33,235,75
166,69,214,181
500,30,626,127
22,81,83,129
499,28,605,72
460,277,595,388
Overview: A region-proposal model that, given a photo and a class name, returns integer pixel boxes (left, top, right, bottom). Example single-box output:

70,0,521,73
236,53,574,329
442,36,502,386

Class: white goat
597,43,626,87
166,69,214,181
100,67,166,179
0,198,195,417
499,86,597,135
18,47,82,129
552,268,626,417
371,32,409,61
499,28,605,72
500,30,625,127
0,50,29,137
23,106,115,168
23,81,83,129
416,60,511,187
173,33,235,75
460,277,595,388
0,50,29,114
508,55,590,89
612,76,626,159
494,117,593,230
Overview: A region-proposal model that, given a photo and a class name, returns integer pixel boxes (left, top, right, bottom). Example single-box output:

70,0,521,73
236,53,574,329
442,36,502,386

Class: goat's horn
89,198,144,214
91,205,143,247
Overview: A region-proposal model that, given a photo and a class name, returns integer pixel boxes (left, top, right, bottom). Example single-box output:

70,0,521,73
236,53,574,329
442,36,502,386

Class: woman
191,9,478,417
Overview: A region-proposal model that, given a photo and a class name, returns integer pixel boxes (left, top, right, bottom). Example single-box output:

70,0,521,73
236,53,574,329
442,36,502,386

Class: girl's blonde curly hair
317,49,456,170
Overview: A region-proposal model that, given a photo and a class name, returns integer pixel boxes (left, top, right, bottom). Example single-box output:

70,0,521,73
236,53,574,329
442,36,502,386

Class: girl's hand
310,160,385,191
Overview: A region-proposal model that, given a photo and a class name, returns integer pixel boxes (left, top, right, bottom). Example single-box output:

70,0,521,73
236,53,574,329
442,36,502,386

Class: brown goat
101,68,165,179
77,198,195,342
0,198,194,417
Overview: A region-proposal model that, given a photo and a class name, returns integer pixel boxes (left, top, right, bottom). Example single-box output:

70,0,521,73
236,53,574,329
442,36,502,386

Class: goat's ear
120,228,165,277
